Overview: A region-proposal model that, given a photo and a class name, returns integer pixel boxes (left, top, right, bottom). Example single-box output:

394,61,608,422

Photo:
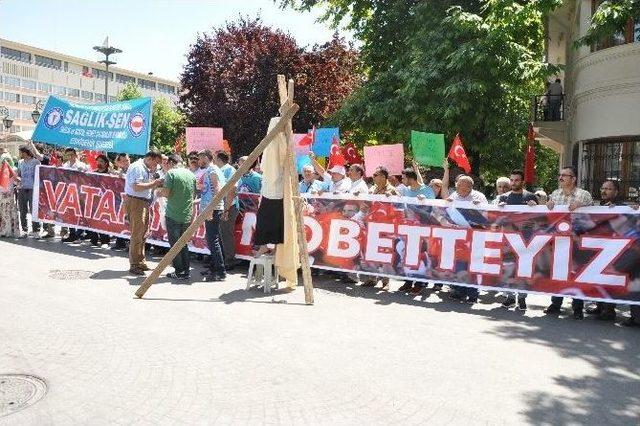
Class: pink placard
364,143,405,176
294,133,312,155
186,127,224,152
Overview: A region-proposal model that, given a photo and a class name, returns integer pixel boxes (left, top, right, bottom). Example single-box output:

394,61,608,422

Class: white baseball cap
328,165,346,176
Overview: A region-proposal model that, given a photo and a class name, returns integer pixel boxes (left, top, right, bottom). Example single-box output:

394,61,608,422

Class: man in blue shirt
237,156,262,194
15,145,41,237
214,151,240,268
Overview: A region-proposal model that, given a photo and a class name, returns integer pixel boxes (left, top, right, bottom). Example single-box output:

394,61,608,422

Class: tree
579,0,640,46
281,0,562,192
179,17,360,157
117,82,185,154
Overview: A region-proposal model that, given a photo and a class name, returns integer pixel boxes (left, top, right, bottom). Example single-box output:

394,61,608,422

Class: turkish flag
83,150,99,170
341,142,363,165
524,123,536,184
447,133,471,173
328,136,346,167
0,161,15,190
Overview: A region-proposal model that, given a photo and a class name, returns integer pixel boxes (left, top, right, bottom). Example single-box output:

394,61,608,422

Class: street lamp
0,106,13,131
31,100,44,124
93,37,122,103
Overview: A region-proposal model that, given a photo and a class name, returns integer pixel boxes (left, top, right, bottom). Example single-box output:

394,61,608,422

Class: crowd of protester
1,141,639,327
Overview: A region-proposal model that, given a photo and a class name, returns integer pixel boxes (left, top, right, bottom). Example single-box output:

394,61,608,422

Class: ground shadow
1,236,121,260
312,273,640,425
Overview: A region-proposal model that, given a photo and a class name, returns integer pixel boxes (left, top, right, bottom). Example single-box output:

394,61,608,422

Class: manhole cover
48,270,93,280
0,374,47,418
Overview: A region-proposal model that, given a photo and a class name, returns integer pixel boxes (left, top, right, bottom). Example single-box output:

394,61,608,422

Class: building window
94,93,105,102
21,79,37,90
137,78,156,90
582,137,640,201
81,91,94,101
7,109,20,119
9,125,21,133
35,55,62,70
22,95,36,105
92,68,113,80
53,85,66,96
67,88,80,98
116,74,135,84
1,46,31,63
3,76,21,87
38,82,53,93
158,83,175,94
82,66,93,78
108,96,117,102
4,92,20,103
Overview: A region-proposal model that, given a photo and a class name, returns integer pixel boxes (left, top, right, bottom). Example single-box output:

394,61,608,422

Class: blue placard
296,154,312,173
312,127,339,157
32,95,152,155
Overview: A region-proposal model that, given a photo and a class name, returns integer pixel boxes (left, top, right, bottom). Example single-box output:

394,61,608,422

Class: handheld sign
411,131,445,167
364,143,405,176
312,127,339,157
186,127,224,153
32,95,152,155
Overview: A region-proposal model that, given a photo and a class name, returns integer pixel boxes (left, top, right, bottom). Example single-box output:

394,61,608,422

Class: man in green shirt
159,154,196,281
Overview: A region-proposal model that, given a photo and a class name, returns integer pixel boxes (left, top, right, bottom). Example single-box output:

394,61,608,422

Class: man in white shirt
319,165,351,194
447,175,488,204
347,164,369,194
60,148,89,242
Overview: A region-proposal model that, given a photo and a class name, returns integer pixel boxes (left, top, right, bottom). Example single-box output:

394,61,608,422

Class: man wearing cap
299,164,322,194
320,164,351,194
124,150,164,275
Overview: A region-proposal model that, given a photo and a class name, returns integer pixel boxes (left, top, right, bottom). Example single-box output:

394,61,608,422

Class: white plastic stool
246,255,279,294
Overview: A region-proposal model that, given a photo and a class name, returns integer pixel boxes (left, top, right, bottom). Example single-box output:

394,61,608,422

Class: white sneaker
28,231,40,238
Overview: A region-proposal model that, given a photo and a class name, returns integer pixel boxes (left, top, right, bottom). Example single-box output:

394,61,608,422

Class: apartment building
534,1,640,201
0,38,178,136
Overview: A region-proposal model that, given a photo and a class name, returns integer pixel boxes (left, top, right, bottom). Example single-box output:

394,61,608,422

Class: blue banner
32,95,152,155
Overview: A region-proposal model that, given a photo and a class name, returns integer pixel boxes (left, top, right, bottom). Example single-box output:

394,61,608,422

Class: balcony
531,94,567,155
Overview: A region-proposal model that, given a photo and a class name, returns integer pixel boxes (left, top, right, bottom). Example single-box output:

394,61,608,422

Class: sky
0,0,351,82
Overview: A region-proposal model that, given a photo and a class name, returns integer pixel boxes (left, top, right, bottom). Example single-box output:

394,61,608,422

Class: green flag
411,131,445,167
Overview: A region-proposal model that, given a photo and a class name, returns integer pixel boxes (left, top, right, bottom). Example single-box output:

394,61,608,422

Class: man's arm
28,141,44,161
309,153,326,179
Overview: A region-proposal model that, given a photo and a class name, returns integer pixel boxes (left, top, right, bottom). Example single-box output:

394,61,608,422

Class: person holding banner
544,166,593,319
15,145,41,237
111,153,131,251
497,170,538,310
299,165,322,194
198,150,227,282
124,150,164,276
60,148,89,243
348,164,369,195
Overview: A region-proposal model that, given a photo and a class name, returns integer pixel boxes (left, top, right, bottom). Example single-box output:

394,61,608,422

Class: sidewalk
0,237,638,425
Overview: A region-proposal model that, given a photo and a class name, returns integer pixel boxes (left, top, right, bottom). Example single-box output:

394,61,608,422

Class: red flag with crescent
0,161,16,190
447,134,471,173
524,123,536,184
341,142,363,165
83,150,99,170
328,136,346,167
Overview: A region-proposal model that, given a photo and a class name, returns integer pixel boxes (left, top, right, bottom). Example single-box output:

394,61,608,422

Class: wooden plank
281,77,314,304
134,103,300,298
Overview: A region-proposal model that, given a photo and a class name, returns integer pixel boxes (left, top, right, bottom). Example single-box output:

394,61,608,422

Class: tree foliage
579,0,640,46
282,0,563,192
179,17,361,157
117,82,185,154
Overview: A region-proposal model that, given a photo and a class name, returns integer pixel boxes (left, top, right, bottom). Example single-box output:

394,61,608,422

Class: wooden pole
135,103,300,298
276,75,314,304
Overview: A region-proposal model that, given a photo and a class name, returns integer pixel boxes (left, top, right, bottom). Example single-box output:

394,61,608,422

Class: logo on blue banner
32,95,152,155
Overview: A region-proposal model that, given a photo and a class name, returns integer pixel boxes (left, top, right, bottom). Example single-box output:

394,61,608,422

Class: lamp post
31,100,44,124
0,106,13,132
93,38,122,103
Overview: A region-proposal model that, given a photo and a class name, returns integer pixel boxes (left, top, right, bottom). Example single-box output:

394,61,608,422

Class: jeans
17,188,39,232
220,204,238,265
550,296,583,312
205,211,225,274
166,216,190,275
